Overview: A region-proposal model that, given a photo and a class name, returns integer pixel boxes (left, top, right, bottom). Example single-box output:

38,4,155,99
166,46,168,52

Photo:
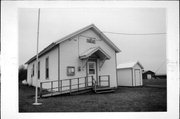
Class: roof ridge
54,24,95,44
26,24,120,64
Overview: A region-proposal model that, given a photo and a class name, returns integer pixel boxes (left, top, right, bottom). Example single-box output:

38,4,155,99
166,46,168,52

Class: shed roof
117,61,144,69
26,24,121,64
143,70,155,74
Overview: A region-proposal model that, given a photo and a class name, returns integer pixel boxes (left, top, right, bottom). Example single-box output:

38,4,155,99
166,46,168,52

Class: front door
87,61,97,83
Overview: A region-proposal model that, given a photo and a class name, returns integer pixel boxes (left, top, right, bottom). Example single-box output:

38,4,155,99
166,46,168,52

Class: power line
155,60,166,74
103,31,166,35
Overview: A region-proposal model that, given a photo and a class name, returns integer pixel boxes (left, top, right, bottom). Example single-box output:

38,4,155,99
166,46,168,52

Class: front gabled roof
79,47,111,60
25,43,57,64
55,24,121,52
25,24,121,64
117,61,144,69
143,70,155,74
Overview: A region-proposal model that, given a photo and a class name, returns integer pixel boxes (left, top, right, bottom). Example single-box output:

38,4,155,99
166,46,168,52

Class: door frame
134,69,141,86
86,58,98,85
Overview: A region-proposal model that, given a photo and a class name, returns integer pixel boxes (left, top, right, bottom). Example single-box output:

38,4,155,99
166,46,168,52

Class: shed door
147,74,151,79
135,69,141,86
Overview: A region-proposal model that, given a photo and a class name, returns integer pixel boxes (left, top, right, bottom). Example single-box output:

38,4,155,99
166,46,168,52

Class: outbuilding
143,70,155,79
117,61,143,86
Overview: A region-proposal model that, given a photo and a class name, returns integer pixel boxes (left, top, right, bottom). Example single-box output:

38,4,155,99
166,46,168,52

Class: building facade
26,24,121,91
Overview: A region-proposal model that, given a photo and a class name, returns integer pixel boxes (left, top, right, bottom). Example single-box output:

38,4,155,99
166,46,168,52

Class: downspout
58,44,60,91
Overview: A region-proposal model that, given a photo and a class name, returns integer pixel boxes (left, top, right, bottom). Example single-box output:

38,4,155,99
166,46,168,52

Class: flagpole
33,8,42,105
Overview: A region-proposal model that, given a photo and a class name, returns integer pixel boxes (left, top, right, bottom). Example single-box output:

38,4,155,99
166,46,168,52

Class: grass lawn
143,78,167,87
19,79,166,112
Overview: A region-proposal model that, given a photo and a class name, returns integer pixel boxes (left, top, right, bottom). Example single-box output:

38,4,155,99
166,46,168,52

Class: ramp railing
98,75,110,87
40,76,93,97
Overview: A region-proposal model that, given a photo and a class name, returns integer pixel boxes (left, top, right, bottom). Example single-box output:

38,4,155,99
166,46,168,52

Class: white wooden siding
59,29,117,88
27,29,118,89
79,29,117,87
27,47,58,88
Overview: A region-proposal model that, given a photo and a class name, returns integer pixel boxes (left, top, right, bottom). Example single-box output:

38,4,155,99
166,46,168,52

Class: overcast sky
19,8,166,74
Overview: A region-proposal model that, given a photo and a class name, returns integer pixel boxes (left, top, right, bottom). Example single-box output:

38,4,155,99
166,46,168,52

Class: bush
19,65,27,82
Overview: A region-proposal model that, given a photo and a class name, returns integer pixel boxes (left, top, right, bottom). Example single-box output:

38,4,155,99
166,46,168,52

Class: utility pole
33,8,42,106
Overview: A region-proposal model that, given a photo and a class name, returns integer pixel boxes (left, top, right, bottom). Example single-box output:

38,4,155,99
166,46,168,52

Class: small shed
143,70,155,79
117,61,143,86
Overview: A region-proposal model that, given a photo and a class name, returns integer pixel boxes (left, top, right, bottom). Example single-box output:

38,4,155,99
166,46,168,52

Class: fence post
51,81,53,96
108,75,110,87
85,77,87,88
61,80,62,93
40,82,42,97
69,79,71,94
78,78,79,91
99,76,101,87
58,80,60,92
86,77,88,87
91,76,93,87
94,76,96,92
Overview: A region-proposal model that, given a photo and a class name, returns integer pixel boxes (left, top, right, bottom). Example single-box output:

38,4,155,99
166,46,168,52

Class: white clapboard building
26,24,121,96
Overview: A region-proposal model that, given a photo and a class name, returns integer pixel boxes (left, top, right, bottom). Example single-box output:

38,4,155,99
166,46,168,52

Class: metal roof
117,61,144,69
26,24,120,64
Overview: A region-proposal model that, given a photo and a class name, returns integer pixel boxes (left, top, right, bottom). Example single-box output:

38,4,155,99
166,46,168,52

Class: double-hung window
38,61,40,79
31,64,34,77
67,66,75,76
45,57,49,79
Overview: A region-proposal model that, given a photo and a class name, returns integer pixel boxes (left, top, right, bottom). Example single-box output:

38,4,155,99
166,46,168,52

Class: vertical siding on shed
133,64,143,86
117,68,132,86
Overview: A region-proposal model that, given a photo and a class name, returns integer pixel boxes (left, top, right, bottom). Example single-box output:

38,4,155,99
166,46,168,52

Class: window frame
86,38,96,44
38,61,40,79
45,57,49,79
67,66,75,76
88,62,96,75
32,64,34,77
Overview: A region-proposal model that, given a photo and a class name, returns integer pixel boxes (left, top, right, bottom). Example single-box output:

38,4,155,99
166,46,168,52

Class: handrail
40,76,92,84
40,75,93,97
99,75,110,87
99,75,109,77
39,75,110,97
92,76,96,92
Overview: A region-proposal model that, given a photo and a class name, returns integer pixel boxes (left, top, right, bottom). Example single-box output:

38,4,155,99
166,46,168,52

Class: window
87,38,96,44
45,57,49,79
38,61,40,79
67,66,75,76
31,64,34,77
88,62,95,74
